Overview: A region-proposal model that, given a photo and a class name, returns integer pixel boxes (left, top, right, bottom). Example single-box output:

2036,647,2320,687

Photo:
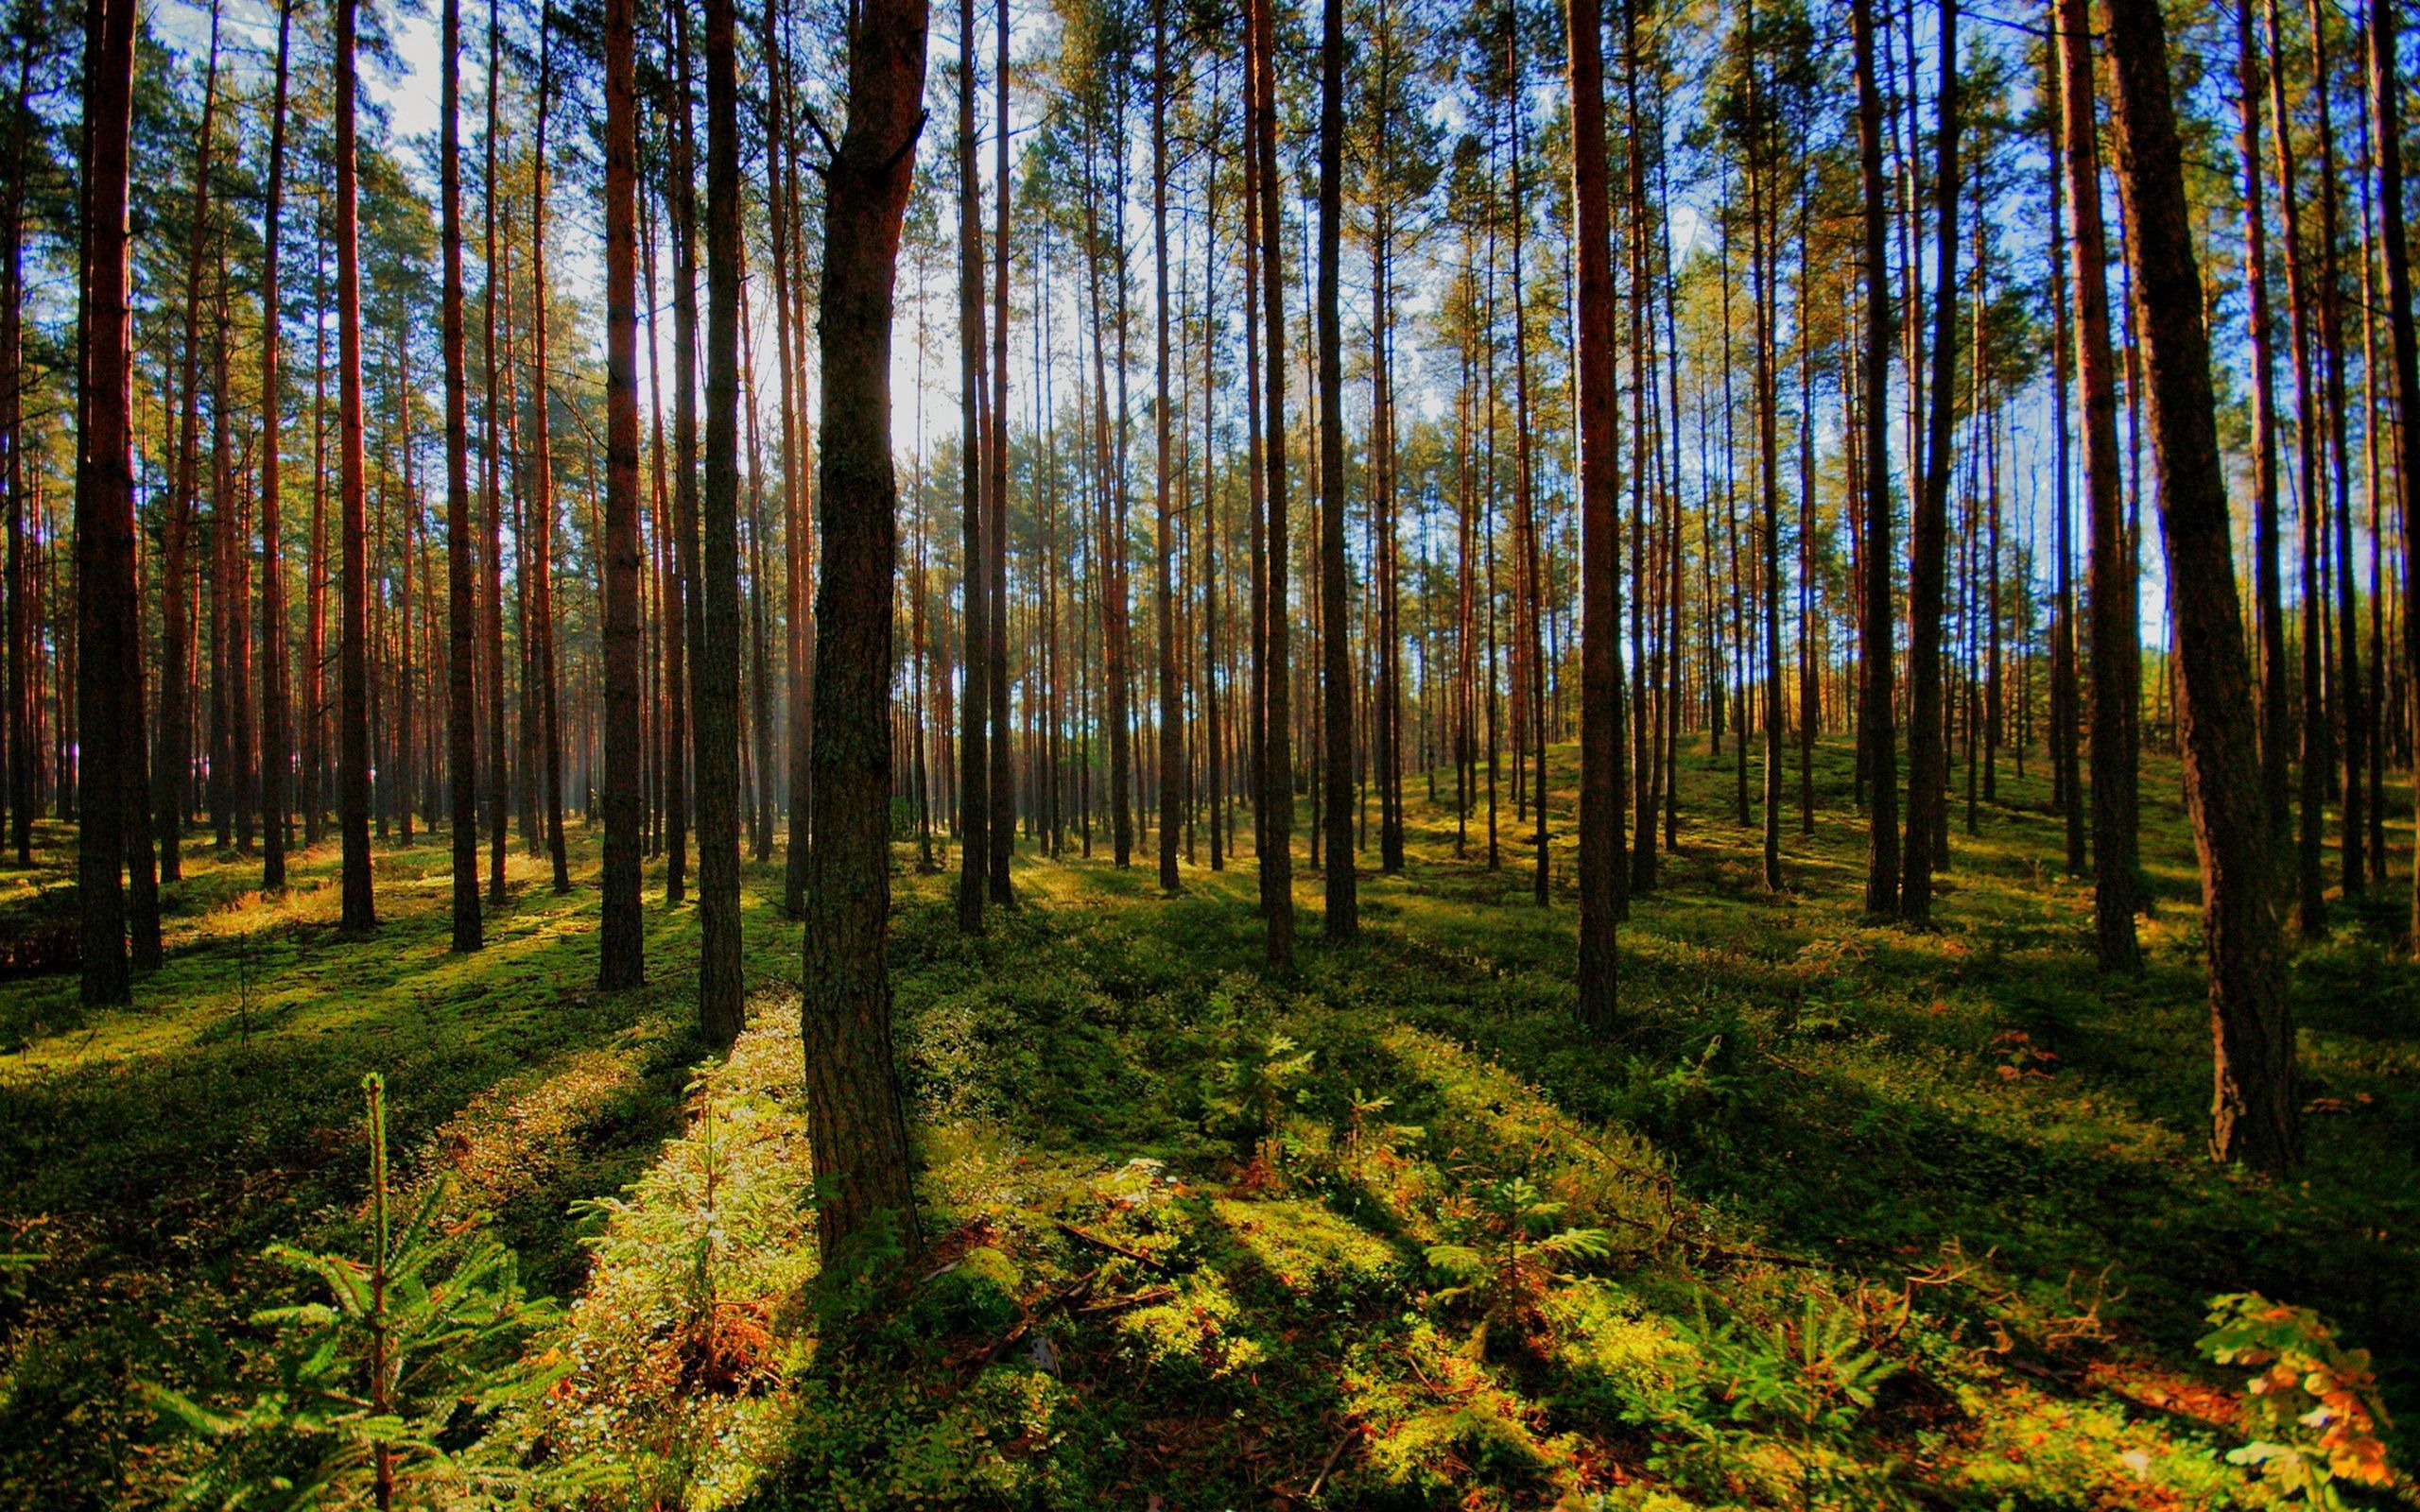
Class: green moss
1208,1195,1405,1301
920,1246,1025,1334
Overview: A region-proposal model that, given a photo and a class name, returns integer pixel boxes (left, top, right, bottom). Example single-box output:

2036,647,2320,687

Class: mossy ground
1,736,2413,1508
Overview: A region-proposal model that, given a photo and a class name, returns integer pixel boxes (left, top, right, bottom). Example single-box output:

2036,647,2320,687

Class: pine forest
0,0,2417,1500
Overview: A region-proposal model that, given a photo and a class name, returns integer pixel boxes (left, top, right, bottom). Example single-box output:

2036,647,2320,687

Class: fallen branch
970,1266,1101,1370
1054,1218,1170,1272
1305,1423,1360,1500
1074,1284,1176,1315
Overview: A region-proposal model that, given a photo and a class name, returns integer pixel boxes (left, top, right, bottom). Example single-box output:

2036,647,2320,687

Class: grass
1,735,2413,1509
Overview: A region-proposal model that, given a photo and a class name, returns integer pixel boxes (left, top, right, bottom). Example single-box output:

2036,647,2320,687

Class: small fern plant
1683,1291,1898,1441
146,1074,566,1510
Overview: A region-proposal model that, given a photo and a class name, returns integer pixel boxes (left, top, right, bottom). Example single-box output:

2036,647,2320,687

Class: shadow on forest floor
5,734,2418,1509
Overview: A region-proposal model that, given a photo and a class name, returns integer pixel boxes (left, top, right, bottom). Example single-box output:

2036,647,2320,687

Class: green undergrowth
2,735,2416,1508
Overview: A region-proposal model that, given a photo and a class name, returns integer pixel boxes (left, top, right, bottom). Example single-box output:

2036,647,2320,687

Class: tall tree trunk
392,353,411,848
2263,0,2325,936
2,30,32,867
1900,0,1958,921
1751,126,1783,893
2371,0,2420,949
209,303,234,850
1106,127,1135,876
802,0,928,1263
666,9,700,909
260,0,294,888
75,0,141,1002
529,25,570,893
1572,0,1623,1024
2356,95,2386,880
1154,0,1183,894
1248,0,1294,970
2062,0,2140,970
696,0,747,1042
1794,177,1817,838
483,0,510,902
2308,0,2360,895
1854,0,1896,915
1202,93,1224,874
769,0,813,916
209,310,233,850
1372,10,1404,876
2236,0,2291,872
955,0,990,931
1624,19,1652,894
1317,0,1354,937
744,323,776,863
336,0,376,932
598,0,642,986
2105,0,2298,1172
1507,26,1547,908
2048,37,2084,875
436,0,479,946
987,0,1014,903
156,4,222,884
305,218,328,849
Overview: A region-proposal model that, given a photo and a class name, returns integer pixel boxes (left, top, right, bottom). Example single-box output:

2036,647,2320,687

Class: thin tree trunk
2105,0,2298,1171
1855,0,1897,915
156,5,222,884
1573,0,1623,1024
2308,0,2360,895
801,0,928,1261
2048,36,2084,874
1623,4,1651,893
1155,0,1183,894
2262,0,2325,934
2240,0,2293,850
1317,0,1354,936
696,0,747,1041
741,309,775,862
75,0,142,1002
1900,0,1959,922
2371,0,2420,948
259,0,294,888
1795,175,1817,839
767,0,813,916
666,7,700,909
306,214,328,850
1249,0,1294,970
987,0,1013,902
336,0,376,932
955,0,990,931
2,30,32,867
598,0,642,985
1202,91,1224,874
529,26,569,893
1507,29,1547,908
437,0,479,946
483,0,510,902
2063,0,2140,970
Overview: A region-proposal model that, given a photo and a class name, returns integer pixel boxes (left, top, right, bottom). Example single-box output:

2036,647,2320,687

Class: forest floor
1,736,2416,1510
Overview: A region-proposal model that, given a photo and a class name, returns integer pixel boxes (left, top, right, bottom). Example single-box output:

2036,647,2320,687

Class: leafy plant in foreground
145,1074,564,1509
2198,1292,2395,1507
